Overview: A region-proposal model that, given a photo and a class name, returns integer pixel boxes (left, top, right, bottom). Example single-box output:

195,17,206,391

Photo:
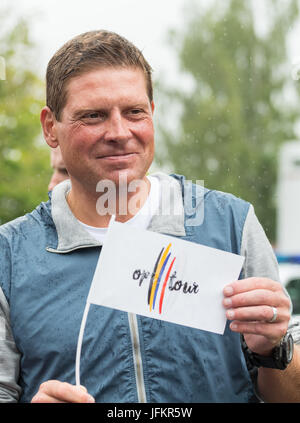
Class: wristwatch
241,333,294,370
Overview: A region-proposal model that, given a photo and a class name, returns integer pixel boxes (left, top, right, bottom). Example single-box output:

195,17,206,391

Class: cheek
63,125,100,153
133,120,154,147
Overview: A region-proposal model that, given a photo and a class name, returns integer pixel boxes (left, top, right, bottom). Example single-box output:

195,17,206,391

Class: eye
85,112,101,119
127,108,146,118
79,111,106,124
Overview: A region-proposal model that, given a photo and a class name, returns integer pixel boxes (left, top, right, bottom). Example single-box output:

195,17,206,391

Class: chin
106,169,147,185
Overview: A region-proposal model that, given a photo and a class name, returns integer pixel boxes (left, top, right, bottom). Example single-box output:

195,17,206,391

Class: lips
96,152,137,159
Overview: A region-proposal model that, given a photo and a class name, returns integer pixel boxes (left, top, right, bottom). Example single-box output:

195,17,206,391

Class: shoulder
0,199,53,238
0,199,54,260
205,187,250,212
170,172,249,204
0,199,54,302
170,172,250,222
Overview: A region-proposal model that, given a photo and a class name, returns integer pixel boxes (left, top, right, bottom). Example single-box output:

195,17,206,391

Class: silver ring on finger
268,306,277,323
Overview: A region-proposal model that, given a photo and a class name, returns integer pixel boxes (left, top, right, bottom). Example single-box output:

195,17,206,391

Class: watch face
286,334,294,363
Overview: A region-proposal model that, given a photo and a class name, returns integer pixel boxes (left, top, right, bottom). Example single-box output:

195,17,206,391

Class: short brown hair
46,30,153,121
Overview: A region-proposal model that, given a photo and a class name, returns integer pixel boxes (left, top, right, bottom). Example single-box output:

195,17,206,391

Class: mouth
96,152,137,160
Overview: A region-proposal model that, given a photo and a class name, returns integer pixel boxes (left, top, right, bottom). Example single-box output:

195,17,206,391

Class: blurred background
1,0,300,310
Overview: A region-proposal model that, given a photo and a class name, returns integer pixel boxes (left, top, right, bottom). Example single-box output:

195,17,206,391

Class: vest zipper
127,312,147,403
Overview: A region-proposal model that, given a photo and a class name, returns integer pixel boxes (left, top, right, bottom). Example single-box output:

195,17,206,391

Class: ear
40,106,59,148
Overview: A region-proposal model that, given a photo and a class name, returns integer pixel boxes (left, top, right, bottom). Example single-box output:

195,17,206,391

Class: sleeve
239,205,299,401
240,204,279,282
288,317,300,345
0,287,22,402
240,205,299,345
0,233,22,402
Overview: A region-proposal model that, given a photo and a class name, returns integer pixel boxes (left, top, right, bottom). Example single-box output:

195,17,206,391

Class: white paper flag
87,222,244,335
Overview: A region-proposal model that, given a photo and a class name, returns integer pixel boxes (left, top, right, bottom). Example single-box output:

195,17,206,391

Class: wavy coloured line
149,243,172,311
147,247,164,305
159,256,176,314
152,252,171,310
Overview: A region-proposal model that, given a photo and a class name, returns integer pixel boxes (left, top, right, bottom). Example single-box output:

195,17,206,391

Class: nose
103,110,131,143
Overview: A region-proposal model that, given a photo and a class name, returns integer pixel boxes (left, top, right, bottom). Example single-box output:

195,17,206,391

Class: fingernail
224,286,234,296
87,395,95,403
227,309,235,319
31,395,40,403
223,298,232,307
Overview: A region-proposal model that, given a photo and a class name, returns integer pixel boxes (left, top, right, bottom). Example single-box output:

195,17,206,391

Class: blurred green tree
156,0,300,243
0,9,51,225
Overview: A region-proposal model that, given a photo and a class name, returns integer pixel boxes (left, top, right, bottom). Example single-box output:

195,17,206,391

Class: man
0,30,299,403
48,147,69,191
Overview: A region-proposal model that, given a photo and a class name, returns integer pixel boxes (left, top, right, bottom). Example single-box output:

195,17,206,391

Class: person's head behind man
41,30,155,205
48,147,69,191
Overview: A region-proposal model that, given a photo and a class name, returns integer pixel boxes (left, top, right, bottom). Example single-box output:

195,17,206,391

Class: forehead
64,67,149,111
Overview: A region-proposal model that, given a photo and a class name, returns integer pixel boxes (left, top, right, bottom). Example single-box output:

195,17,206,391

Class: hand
31,380,95,403
223,277,291,355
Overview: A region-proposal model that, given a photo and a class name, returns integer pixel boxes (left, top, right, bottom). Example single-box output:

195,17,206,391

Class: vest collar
47,172,186,253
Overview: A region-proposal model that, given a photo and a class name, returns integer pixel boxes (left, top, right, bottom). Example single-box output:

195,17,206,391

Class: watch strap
241,335,292,370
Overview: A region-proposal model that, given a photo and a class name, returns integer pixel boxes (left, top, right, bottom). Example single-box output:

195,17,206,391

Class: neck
66,176,151,228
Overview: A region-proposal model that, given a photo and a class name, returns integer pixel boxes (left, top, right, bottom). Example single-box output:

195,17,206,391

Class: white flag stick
75,301,90,387
75,215,116,387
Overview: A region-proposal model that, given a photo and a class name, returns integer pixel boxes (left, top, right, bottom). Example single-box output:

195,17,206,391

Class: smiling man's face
46,66,155,193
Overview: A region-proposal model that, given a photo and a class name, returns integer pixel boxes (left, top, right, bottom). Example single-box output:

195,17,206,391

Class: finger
31,392,66,403
226,305,290,323
229,320,289,339
223,289,283,309
223,278,282,297
37,380,95,403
